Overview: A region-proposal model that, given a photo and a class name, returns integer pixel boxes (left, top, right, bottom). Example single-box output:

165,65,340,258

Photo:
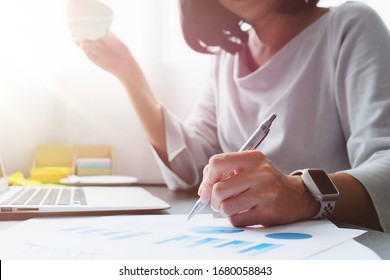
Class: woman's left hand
198,150,319,227
75,32,137,80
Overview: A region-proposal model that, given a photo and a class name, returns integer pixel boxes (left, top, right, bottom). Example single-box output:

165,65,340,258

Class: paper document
0,214,371,260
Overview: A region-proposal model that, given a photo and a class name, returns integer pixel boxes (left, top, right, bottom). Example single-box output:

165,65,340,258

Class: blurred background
0,0,388,183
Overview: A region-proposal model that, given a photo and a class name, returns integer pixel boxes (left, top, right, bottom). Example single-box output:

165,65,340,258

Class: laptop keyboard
28,188,50,205
2,187,87,206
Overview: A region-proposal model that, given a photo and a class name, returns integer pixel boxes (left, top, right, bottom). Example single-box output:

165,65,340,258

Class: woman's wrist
290,174,320,220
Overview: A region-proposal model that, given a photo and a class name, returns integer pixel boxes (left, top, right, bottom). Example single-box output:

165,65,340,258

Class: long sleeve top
152,2,390,232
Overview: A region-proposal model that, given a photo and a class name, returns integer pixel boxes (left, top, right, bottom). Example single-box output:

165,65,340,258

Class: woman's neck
246,6,328,70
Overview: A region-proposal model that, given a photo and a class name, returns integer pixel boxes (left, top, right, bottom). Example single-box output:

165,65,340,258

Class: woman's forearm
329,173,382,231
118,59,169,165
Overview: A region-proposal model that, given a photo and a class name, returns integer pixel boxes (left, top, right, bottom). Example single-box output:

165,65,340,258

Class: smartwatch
290,169,340,219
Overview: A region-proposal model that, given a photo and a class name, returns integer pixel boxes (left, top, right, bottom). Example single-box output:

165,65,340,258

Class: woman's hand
76,31,168,163
76,32,135,80
198,150,319,227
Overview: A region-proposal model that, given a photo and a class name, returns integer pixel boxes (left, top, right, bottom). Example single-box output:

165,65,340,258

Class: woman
78,0,390,232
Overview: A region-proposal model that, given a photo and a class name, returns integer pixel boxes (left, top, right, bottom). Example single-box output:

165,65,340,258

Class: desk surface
0,185,389,259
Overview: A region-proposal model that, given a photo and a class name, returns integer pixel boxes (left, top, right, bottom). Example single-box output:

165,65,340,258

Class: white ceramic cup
67,0,113,40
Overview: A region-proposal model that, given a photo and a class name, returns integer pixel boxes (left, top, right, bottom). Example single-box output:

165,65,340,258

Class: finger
228,206,274,228
77,38,104,52
198,164,213,202
198,165,209,196
210,173,250,206
217,187,260,217
83,49,99,61
199,150,266,204
78,42,104,61
211,150,265,169
199,164,237,204
206,150,266,184
198,155,241,202
75,38,96,48
229,209,262,227
210,162,272,211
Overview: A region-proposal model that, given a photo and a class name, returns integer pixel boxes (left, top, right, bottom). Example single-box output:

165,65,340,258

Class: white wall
0,0,388,183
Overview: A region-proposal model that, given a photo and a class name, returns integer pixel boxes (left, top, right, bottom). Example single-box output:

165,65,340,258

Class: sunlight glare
0,0,70,77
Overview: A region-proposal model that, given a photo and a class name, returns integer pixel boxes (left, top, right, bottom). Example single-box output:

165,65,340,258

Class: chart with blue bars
60,225,313,258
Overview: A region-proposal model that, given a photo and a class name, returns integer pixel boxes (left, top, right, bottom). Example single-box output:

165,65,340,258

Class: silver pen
186,113,277,221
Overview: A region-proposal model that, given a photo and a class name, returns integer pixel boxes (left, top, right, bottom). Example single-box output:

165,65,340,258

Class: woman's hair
179,0,321,55
179,0,248,54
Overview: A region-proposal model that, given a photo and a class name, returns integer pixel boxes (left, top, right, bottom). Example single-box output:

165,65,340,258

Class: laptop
0,157,170,219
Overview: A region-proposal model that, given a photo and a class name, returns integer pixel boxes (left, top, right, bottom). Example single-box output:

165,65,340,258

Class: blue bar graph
238,243,281,256
188,237,224,247
60,226,150,241
110,232,149,241
215,240,252,249
265,232,312,240
156,235,197,244
155,233,282,257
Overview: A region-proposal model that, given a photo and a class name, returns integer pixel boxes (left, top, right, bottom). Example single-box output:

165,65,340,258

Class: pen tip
186,216,191,222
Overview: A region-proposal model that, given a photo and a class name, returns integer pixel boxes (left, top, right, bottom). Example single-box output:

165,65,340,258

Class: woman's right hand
76,32,135,80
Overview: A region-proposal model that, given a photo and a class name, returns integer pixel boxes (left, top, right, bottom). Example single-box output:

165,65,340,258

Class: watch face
308,169,339,195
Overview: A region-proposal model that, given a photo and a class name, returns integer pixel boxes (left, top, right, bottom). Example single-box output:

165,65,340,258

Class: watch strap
290,169,336,220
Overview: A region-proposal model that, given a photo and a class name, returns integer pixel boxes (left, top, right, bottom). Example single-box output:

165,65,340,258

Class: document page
0,214,369,260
